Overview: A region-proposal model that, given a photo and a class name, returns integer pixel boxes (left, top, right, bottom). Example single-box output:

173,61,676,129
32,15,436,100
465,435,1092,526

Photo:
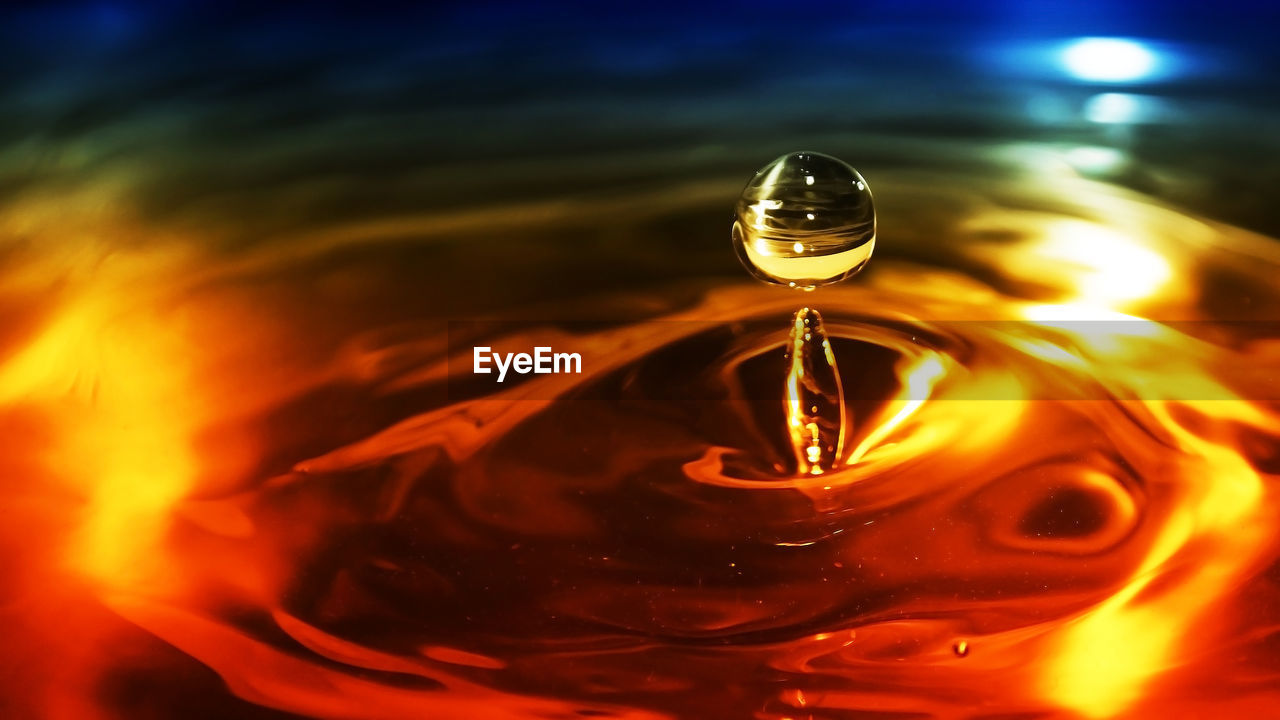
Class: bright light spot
1062,38,1157,83
804,175,814,186
1040,220,1171,305
1065,146,1126,174
1084,92,1141,123
1023,304,1140,324
792,242,804,253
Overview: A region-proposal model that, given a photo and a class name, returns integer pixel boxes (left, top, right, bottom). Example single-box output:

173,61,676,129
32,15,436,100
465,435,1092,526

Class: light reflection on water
1,4,1279,719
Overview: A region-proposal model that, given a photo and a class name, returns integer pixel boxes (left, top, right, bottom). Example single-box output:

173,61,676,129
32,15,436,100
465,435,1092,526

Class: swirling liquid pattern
3,10,1280,716
4,151,1279,719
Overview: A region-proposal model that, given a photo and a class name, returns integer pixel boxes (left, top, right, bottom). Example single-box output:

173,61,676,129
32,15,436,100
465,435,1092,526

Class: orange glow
2,164,1279,719
0,254,199,587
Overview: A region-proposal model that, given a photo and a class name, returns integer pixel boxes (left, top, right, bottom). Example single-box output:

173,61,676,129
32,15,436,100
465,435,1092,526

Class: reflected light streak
847,355,945,464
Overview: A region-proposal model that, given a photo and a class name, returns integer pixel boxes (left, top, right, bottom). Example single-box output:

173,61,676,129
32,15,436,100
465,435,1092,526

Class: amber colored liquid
2,162,1272,719
2,54,1280,716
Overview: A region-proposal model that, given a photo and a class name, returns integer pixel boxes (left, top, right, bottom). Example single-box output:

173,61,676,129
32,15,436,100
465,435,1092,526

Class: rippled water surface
3,4,1280,720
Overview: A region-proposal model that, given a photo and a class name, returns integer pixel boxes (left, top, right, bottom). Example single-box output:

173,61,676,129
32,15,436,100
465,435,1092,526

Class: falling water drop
732,151,876,477
732,151,875,291
953,640,970,657
785,308,846,475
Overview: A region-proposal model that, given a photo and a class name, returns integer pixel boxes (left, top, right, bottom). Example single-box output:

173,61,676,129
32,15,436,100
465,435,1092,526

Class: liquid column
785,307,845,475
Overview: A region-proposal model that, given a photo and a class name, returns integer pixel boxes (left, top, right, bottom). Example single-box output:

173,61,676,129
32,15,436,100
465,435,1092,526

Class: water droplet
732,151,876,290
785,308,845,475
953,640,970,657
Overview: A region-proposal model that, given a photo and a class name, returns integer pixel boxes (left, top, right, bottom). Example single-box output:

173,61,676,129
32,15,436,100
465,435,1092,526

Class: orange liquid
1,162,1278,719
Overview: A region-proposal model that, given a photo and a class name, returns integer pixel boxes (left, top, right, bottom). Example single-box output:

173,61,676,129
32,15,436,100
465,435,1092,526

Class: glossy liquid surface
3,11,1280,720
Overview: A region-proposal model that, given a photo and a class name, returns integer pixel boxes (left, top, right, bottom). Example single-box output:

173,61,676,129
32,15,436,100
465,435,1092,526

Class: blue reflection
1083,92,1177,124
989,34,1197,90
1084,92,1143,122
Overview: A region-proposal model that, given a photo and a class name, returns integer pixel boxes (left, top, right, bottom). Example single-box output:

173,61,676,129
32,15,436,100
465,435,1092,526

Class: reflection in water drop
732,151,876,290
785,308,846,475
954,640,970,657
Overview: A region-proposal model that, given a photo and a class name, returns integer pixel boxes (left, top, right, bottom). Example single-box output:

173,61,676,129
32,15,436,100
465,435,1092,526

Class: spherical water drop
732,151,876,290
